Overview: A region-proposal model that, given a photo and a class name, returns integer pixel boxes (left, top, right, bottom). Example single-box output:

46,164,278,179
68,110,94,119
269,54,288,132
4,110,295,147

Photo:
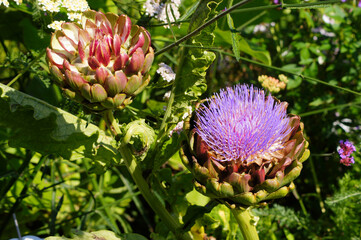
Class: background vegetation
1,0,361,239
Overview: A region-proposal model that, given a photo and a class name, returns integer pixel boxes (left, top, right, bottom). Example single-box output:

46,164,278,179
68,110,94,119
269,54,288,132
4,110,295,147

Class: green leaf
215,29,271,65
227,14,241,61
87,0,117,13
0,83,120,169
19,18,50,51
174,0,221,99
151,0,221,170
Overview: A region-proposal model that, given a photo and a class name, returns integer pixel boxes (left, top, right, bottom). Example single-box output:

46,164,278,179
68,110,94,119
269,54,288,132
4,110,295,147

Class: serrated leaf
152,0,221,170
0,83,121,168
227,14,241,61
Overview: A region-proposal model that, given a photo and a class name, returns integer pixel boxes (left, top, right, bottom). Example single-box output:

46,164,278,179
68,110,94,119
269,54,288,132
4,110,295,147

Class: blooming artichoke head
47,10,154,111
181,84,310,207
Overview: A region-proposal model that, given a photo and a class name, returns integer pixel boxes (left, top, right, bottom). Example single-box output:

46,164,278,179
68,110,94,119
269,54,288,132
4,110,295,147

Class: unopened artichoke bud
46,10,154,111
180,84,310,207
123,119,156,157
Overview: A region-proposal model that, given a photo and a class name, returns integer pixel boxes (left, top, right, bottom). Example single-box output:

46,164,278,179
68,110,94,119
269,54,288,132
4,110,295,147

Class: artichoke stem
230,208,259,240
103,110,192,240
102,110,122,137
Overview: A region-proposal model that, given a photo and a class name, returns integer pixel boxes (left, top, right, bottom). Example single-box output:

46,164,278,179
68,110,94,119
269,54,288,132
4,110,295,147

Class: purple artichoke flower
47,10,154,111
181,84,309,207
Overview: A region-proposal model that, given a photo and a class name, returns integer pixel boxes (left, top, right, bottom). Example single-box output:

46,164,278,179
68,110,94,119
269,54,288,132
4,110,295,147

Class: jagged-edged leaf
0,83,121,170
173,0,221,100
151,0,221,170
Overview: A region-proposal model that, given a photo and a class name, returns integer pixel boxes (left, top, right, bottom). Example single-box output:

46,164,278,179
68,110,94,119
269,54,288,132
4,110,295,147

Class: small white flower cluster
39,0,89,29
144,0,181,27
62,0,89,12
157,63,176,82
157,2,180,26
38,0,62,12
0,0,21,7
169,106,192,137
169,121,184,136
47,20,65,30
253,22,275,34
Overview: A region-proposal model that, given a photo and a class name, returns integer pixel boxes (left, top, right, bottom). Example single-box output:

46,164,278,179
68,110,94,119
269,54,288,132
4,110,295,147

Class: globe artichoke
47,10,154,111
180,84,310,207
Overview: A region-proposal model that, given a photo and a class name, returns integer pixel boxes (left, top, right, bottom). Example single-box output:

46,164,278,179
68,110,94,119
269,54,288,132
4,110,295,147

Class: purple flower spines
195,84,292,163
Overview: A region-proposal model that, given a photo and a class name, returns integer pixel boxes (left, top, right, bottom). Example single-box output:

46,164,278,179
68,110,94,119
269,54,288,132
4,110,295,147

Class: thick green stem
230,208,259,240
103,110,192,240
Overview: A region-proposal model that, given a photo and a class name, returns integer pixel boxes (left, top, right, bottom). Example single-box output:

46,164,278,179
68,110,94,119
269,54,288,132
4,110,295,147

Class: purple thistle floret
195,84,292,163
338,140,356,166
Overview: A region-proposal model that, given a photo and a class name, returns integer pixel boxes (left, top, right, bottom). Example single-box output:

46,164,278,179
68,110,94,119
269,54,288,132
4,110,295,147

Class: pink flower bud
64,70,87,90
116,15,131,44
126,48,144,74
90,84,108,102
113,53,129,71
124,75,141,94
95,67,109,85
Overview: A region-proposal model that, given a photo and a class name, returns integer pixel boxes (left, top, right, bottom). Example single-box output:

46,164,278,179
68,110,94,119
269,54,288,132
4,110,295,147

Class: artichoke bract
181,84,310,207
47,10,154,111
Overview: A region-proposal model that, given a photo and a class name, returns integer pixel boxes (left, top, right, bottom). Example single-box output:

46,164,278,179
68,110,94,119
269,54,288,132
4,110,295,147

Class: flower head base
338,140,356,166
181,84,310,207
47,10,154,111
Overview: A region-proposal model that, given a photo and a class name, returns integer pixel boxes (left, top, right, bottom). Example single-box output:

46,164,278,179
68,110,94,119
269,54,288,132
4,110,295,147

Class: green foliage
0,83,120,171
326,171,361,239
2,0,361,239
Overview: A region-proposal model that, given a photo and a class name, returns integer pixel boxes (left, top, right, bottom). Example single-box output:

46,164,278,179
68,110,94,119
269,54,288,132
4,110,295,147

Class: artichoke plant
47,10,154,111
181,84,310,207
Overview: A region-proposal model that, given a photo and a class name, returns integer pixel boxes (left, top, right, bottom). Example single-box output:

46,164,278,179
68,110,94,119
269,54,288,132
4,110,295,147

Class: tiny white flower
169,121,184,136
67,12,83,22
322,14,335,25
253,24,267,34
317,56,325,65
163,91,171,101
172,0,181,6
47,20,65,30
181,106,192,120
157,63,176,82
157,2,180,27
38,0,62,12
0,0,10,7
144,0,162,17
62,0,89,12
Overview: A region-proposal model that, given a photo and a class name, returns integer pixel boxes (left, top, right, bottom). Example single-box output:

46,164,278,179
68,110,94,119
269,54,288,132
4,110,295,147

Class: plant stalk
230,208,259,240
103,110,192,240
